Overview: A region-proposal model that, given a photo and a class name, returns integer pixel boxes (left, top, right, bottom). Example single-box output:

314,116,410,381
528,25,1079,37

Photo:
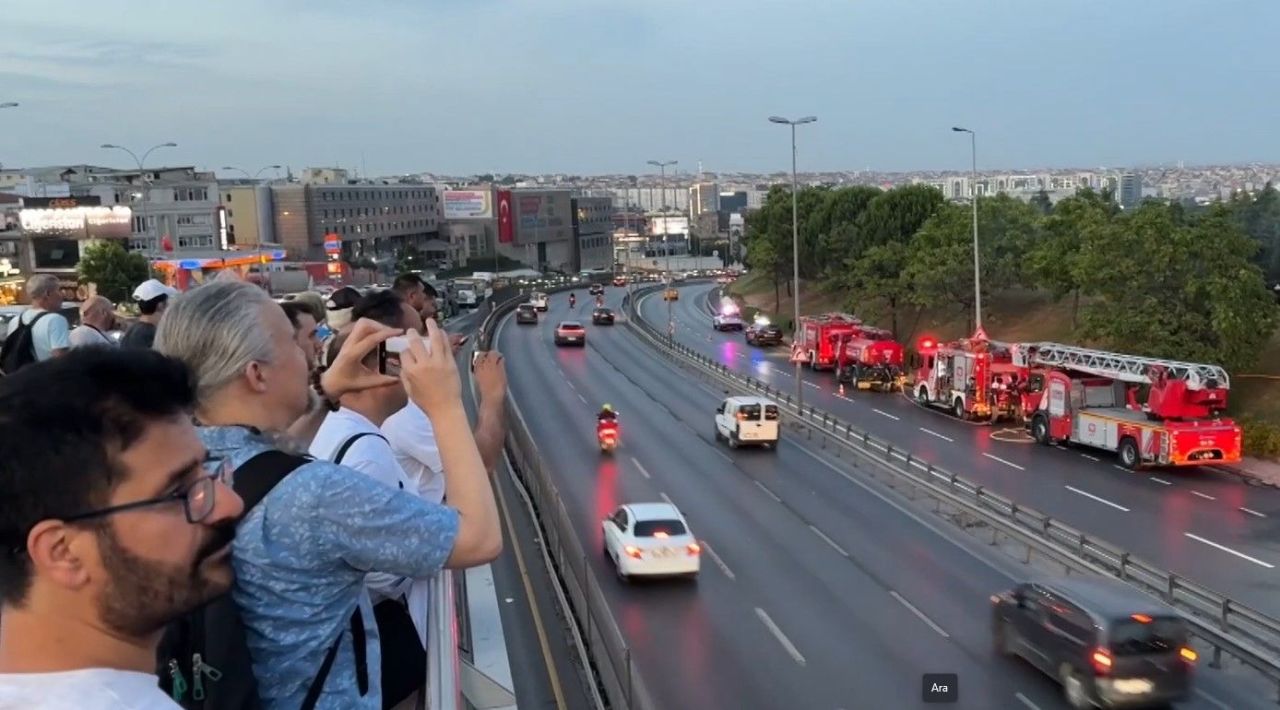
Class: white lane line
754,608,806,666
983,453,1025,471
1064,485,1130,512
889,590,949,638
566,381,577,391
631,457,651,479
754,480,782,503
835,394,853,402
658,491,674,506
872,408,900,421
803,381,821,389
1080,453,1100,462
1112,465,1131,473
1185,532,1275,568
920,427,954,442
1149,477,1173,486
774,370,792,377
1194,688,1233,710
1240,507,1267,519
1190,490,1216,501
808,524,850,557
577,393,587,404
712,446,733,463
1014,693,1042,710
700,540,735,580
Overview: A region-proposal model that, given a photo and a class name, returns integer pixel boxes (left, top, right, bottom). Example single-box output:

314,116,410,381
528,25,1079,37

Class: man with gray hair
155,280,502,709
7,275,70,364
69,296,117,348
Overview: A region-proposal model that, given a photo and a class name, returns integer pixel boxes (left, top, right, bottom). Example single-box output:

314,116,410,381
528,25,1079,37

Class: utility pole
768,115,816,408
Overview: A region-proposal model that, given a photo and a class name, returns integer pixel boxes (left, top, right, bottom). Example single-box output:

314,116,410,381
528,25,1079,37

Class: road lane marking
659,491,675,506
889,591,949,638
1149,477,1173,486
712,446,734,462
808,525,849,557
1240,507,1267,518
1014,693,1042,710
700,540,735,580
631,457,651,479
1112,465,1131,473
1194,689,1233,710
754,608,806,666
1190,490,1216,501
1184,533,1275,568
872,408,900,421
1064,485,1130,512
754,480,782,503
920,428,954,442
983,453,1025,471
804,381,821,389
576,393,587,405
1080,454,1100,462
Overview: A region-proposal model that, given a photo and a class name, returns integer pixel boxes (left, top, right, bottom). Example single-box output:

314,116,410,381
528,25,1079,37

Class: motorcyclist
597,403,619,428
595,294,605,308
569,292,577,309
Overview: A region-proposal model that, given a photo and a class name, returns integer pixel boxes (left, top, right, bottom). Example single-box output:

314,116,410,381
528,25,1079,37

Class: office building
572,196,613,271
718,191,748,213
689,182,719,217
495,188,575,271
1119,173,1143,209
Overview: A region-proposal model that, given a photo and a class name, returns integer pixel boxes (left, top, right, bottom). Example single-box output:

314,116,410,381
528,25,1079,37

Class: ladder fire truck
794,313,862,371
913,329,1024,422
834,326,907,392
1013,342,1241,469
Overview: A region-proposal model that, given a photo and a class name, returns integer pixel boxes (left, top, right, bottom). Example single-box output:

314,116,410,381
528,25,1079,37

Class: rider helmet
602,403,614,413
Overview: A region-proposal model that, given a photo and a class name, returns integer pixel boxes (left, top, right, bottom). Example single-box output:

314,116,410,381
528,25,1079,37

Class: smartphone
378,335,431,374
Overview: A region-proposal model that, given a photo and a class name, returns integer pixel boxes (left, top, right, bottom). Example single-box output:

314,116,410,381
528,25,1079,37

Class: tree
844,240,912,335
851,184,945,263
1228,183,1280,283
395,245,424,273
1024,188,1114,327
77,241,152,304
812,186,883,280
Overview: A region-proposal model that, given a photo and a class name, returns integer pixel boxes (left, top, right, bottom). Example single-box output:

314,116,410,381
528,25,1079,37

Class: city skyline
2,0,1278,176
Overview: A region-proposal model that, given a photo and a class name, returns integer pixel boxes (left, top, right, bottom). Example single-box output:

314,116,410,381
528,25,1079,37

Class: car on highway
530,292,549,311
588,283,605,296
515,303,538,325
991,576,1195,710
602,502,700,582
715,274,734,285
663,287,679,301
612,275,627,287
554,321,586,346
744,318,784,346
714,396,780,449
591,307,615,325
712,308,744,331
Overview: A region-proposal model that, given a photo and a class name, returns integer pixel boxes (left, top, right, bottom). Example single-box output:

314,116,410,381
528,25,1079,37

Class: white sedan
602,502,701,582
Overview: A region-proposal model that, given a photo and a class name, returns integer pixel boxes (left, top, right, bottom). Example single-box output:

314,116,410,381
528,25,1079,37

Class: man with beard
0,348,244,708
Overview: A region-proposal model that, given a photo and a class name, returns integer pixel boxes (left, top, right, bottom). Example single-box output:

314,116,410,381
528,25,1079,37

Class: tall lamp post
768,115,816,408
648,159,678,339
102,142,177,264
951,126,982,332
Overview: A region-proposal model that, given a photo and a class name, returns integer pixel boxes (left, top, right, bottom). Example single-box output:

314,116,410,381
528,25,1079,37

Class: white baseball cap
133,279,179,302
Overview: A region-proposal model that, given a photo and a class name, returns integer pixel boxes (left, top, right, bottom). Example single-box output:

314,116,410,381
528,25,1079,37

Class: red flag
497,190,513,244
161,234,174,252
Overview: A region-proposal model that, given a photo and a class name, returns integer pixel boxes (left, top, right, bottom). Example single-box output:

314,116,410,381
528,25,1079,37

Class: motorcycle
569,294,577,309
597,419,620,453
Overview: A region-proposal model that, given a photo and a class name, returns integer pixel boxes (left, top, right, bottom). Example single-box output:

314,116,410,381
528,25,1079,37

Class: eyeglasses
62,456,233,525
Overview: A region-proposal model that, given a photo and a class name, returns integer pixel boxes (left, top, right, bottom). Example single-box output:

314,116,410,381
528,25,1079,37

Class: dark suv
991,576,1195,709
515,303,538,325
745,320,783,346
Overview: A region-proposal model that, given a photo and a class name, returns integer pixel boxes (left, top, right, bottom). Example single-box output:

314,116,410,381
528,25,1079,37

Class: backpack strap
301,608,367,709
332,432,388,465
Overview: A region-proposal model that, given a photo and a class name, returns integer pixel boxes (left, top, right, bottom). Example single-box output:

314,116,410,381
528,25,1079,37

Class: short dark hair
393,273,425,296
352,289,407,329
0,348,197,605
280,301,318,329
138,295,168,316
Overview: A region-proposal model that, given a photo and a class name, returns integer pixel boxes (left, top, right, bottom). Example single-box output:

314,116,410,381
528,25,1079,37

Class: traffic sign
324,234,341,254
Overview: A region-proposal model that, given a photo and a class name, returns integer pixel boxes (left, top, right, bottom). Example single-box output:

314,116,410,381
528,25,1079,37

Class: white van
714,396,780,450
530,292,549,311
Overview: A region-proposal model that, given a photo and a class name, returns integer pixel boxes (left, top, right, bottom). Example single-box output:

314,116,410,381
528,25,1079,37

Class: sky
2,0,1277,177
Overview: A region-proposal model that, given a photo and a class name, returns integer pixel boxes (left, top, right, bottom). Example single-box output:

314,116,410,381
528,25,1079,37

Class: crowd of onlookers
0,272,506,709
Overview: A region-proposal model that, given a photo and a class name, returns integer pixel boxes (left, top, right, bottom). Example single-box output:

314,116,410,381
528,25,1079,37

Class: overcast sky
2,0,1276,177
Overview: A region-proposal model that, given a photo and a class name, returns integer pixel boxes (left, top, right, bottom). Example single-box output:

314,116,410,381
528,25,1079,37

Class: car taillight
624,545,643,559
686,542,701,555
1179,646,1198,663
1090,647,1113,674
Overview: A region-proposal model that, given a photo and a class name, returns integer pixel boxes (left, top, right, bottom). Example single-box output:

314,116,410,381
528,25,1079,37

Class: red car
555,321,586,346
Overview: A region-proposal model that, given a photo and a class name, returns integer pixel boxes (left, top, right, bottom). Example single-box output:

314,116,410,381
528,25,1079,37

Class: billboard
513,191,571,244
497,190,513,243
443,190,493,220
19,195,132,239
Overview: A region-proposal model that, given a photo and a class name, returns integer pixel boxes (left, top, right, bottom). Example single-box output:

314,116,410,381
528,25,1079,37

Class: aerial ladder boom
1012,342,1230,390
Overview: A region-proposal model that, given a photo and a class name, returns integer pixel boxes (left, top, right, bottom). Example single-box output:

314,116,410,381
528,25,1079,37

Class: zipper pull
168,659,189,702
191,653,223,700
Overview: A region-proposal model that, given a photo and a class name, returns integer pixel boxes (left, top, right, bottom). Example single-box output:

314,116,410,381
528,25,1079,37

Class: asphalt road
496,287,1268,710
648,283,1280,620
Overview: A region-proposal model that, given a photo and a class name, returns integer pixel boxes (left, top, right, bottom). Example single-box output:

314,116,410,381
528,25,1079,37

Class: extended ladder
1014,342,1230,390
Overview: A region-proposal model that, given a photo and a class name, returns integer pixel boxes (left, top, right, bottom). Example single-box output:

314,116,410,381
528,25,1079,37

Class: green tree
1024,188,1114,327
1075,203,1278,372
812,186,883,280
77,241,152,304
844,240,912,335
1228,183,1280,283
743,185,795,308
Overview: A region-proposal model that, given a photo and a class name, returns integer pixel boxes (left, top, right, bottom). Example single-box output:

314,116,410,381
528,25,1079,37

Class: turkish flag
161,234,174,252
497,190,513,243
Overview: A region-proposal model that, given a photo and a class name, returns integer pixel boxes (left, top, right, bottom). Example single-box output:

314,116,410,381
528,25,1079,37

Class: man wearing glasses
0,348,244,708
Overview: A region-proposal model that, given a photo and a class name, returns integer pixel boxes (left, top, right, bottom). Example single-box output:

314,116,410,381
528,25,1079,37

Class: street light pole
769,115,816,408
648,159,678,339
103,142,177,266
952,126,982,331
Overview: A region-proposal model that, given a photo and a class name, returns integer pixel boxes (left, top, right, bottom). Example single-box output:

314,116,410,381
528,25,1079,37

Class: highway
647,283,1280,620
497,285,1269,710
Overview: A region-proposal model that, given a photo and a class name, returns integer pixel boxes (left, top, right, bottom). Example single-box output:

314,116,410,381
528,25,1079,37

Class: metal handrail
424,571,460,709
625,284,1280,700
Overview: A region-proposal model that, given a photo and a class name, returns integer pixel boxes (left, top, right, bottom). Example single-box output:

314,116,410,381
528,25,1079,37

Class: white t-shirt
0,668,179,709
17,309,70,361
69,325,115,349
382,402,446,505
309,407,416,600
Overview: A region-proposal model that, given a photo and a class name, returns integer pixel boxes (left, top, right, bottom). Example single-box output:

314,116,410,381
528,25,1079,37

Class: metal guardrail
477,278,656,710
625,284,1280,701
425,572,461,709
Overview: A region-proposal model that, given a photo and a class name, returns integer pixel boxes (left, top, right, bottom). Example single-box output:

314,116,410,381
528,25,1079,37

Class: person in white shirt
68,296,117,349
0,348,244,709
14,275,70,361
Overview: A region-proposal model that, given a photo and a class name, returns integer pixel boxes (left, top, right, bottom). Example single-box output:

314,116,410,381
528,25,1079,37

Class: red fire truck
795,313,862,371
1014,342,1241,469
834,327,907,392
913,329,1024,421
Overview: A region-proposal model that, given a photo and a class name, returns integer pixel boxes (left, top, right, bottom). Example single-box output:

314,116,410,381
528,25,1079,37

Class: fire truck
1014,342,1241,469
833,327,907,392
913,329,1024,422
795,313,862,371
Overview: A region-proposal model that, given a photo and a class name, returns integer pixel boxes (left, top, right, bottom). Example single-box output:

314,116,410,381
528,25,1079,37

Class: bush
1240,416,1280,460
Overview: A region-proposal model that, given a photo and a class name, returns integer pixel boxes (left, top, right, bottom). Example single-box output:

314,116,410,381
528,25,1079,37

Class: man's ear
27,520,93,592
245,360,270,394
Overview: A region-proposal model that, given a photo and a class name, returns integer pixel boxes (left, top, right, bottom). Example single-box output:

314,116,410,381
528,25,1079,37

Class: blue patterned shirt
199,426,460,709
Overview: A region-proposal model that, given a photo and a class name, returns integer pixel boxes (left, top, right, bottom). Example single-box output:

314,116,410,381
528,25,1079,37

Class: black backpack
156,450,369,709
0,311,51,375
